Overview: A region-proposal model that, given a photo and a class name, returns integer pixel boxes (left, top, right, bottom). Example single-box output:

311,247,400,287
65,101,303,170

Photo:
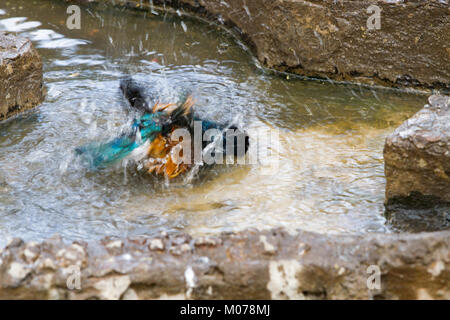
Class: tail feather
75,134,139,169
76,113,163,169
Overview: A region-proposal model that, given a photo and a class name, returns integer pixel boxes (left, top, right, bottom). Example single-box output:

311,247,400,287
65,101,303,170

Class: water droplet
180,21,187,33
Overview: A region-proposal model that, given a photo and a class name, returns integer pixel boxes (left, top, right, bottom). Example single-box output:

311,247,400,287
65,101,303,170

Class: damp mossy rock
0,32,45,120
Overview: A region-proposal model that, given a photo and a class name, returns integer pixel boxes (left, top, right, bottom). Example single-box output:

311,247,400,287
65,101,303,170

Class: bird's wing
76,113,163,169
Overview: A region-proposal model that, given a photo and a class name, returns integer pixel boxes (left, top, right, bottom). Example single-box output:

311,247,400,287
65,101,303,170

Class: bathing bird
76,77,249,179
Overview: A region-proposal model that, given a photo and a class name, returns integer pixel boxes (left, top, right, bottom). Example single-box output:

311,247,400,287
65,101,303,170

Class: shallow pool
0,0,427,246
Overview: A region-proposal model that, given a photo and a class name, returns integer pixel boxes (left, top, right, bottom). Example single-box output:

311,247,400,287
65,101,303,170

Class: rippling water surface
0,0,427,246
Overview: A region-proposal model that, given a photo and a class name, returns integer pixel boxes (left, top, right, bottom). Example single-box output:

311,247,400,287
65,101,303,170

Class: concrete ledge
0,229,449,299
0,32,45,120
61,0,450,90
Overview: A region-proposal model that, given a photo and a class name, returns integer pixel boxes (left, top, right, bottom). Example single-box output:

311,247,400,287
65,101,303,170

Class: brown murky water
0,0,427,246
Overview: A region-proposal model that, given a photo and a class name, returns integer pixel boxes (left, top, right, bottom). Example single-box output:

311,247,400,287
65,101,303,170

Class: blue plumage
75,112,164,169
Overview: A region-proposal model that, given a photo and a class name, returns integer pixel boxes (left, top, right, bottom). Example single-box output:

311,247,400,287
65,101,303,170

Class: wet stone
148,239,164,251
384,95,450,232
60,0,450,89
0,229,448,299
0,32,45,120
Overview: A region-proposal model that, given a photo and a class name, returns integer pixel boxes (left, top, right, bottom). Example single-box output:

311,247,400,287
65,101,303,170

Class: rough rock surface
0,32,45,120
0,229,448,300
384,95,449,232
384,95,450,202
62,0,450,89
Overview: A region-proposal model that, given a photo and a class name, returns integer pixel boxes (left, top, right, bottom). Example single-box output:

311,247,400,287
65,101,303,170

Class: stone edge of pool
0,228,449,299
61,0,449,91
0,32,45,121
384,94,450,232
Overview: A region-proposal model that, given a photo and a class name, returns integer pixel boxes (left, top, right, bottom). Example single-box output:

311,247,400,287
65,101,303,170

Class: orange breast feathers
144,128,191,179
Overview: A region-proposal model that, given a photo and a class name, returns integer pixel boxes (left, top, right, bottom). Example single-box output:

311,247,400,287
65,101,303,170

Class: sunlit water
0,0,427,246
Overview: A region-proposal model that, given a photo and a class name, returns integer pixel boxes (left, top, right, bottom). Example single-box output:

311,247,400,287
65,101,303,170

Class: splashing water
0,0,427,247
